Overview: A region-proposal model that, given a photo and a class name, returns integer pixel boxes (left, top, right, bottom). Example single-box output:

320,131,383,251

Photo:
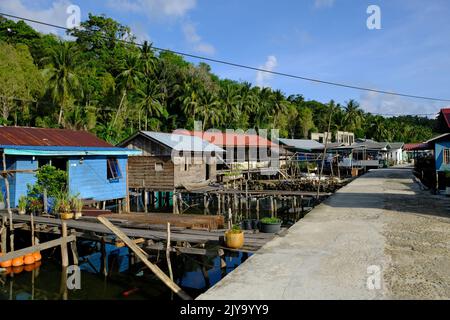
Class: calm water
0,244,251,300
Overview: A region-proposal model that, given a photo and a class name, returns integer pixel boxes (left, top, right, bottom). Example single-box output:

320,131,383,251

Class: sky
1,0,450,117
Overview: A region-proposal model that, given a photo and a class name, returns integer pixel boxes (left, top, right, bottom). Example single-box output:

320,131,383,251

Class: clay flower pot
225,230,245,249
61,212,74,220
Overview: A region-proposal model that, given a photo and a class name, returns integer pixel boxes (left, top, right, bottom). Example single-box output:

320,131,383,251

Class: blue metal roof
0,145,142,156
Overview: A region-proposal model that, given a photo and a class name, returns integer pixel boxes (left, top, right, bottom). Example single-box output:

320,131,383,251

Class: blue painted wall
0,158,16,207
14,157,38,207
2,155,128,208
68,155,127,201
435,141,450,172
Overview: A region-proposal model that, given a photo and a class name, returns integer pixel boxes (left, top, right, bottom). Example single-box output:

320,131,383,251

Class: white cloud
314,0,335,9
256,55,278,88
360,91,441,118
0,0,72,35
107,0,197,18
182,22,216,55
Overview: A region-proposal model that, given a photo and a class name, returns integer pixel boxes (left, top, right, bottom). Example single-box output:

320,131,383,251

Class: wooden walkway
0,212,279,253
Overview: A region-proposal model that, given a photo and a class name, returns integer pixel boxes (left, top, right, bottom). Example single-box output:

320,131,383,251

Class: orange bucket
33,252,42,262
0,253,13,268
24,255,35,265
12,257,24,267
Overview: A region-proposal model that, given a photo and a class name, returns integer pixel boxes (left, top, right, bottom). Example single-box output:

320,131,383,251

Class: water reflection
0,247,251,300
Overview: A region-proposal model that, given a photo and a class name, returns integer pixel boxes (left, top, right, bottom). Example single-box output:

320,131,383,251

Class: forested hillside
0,14,437,144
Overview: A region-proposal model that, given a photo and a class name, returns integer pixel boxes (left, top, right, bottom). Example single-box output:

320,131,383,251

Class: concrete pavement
198,169,450,300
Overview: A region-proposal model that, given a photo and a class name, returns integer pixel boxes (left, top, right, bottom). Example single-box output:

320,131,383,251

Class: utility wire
2,12,450,103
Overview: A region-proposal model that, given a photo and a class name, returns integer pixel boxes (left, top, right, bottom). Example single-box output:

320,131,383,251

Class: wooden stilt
166,223,174,281
256,198,260,221
60,221,69,268
173,191,179,215
270,196,275,218
144,191,149,213
2,152,13,252
1,216,7,253
101,237,107,277
70,231,79,266
217,194,221,216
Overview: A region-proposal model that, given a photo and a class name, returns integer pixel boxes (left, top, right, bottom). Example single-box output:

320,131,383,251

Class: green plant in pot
70,195,83,220
225,224,244,249
55,192,73,220
18,196,27,215
260,217,282,234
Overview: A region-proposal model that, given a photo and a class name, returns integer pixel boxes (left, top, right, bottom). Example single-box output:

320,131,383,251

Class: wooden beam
97,216,192,300
2,152,13,252
0,235,76,262
61,221,69,267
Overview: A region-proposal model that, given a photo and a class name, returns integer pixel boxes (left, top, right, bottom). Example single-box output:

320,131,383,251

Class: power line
2,12,450,103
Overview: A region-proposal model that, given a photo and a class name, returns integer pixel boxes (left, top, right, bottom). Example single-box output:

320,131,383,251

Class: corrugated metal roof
278,139,324,151
387,142,405,150
404,143,431,151
187,131,277,148
0,126,113,148
141,131,225,153
441,108,450,129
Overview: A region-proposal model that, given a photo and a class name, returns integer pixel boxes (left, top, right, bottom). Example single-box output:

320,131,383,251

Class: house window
444,149,450,165
107,158,122,180
155,163,164,172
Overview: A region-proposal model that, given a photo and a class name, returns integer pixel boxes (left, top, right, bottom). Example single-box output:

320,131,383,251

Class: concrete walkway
198,169,450,300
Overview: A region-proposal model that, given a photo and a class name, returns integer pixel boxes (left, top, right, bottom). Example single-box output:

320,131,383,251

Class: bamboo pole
97,217,192,300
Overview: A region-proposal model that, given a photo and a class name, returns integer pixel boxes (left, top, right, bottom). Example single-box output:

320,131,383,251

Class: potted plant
18,196,27,215
28,197,43,215
55,193,73,220
224,224,245,249
70,195,83,220
259,217,282,234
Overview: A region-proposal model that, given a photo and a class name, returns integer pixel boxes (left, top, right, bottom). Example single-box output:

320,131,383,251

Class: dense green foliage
0,14,437,144
27,165,67,198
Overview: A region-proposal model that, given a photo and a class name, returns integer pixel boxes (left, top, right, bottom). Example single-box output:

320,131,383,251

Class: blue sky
1,0,450,117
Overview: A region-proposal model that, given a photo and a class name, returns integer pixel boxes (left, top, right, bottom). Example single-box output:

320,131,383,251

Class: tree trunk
113,90,127,126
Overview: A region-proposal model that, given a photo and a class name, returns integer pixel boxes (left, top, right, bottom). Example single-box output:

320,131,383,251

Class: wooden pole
101,237,107,277
256,198,260,221
144,191,149,213
126,162,130,212
173,191,179,215
2,152,13,252
270,196,274,218
217,194,221,216
166,223,174,281
31,213,35,246
1,216,7,253
97,217,192,300
70,231,78,266
60,221,69,268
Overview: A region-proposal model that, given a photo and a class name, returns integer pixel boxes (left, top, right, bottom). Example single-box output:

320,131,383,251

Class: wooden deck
0,212,280,253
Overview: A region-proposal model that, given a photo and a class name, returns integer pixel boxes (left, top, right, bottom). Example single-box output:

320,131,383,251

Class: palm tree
343,99,364,132
113,52,142,126
219,84,241,127
134,78,168,130
42,41,82,126
197,90,221,130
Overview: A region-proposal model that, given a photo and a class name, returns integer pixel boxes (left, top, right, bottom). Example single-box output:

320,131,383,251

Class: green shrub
27,165,67,198
18,196,27,211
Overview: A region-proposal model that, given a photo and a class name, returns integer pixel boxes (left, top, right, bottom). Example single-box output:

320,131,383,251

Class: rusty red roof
441,108,450,129
0,126,113,148
404,143,431,151
183,131,278,148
